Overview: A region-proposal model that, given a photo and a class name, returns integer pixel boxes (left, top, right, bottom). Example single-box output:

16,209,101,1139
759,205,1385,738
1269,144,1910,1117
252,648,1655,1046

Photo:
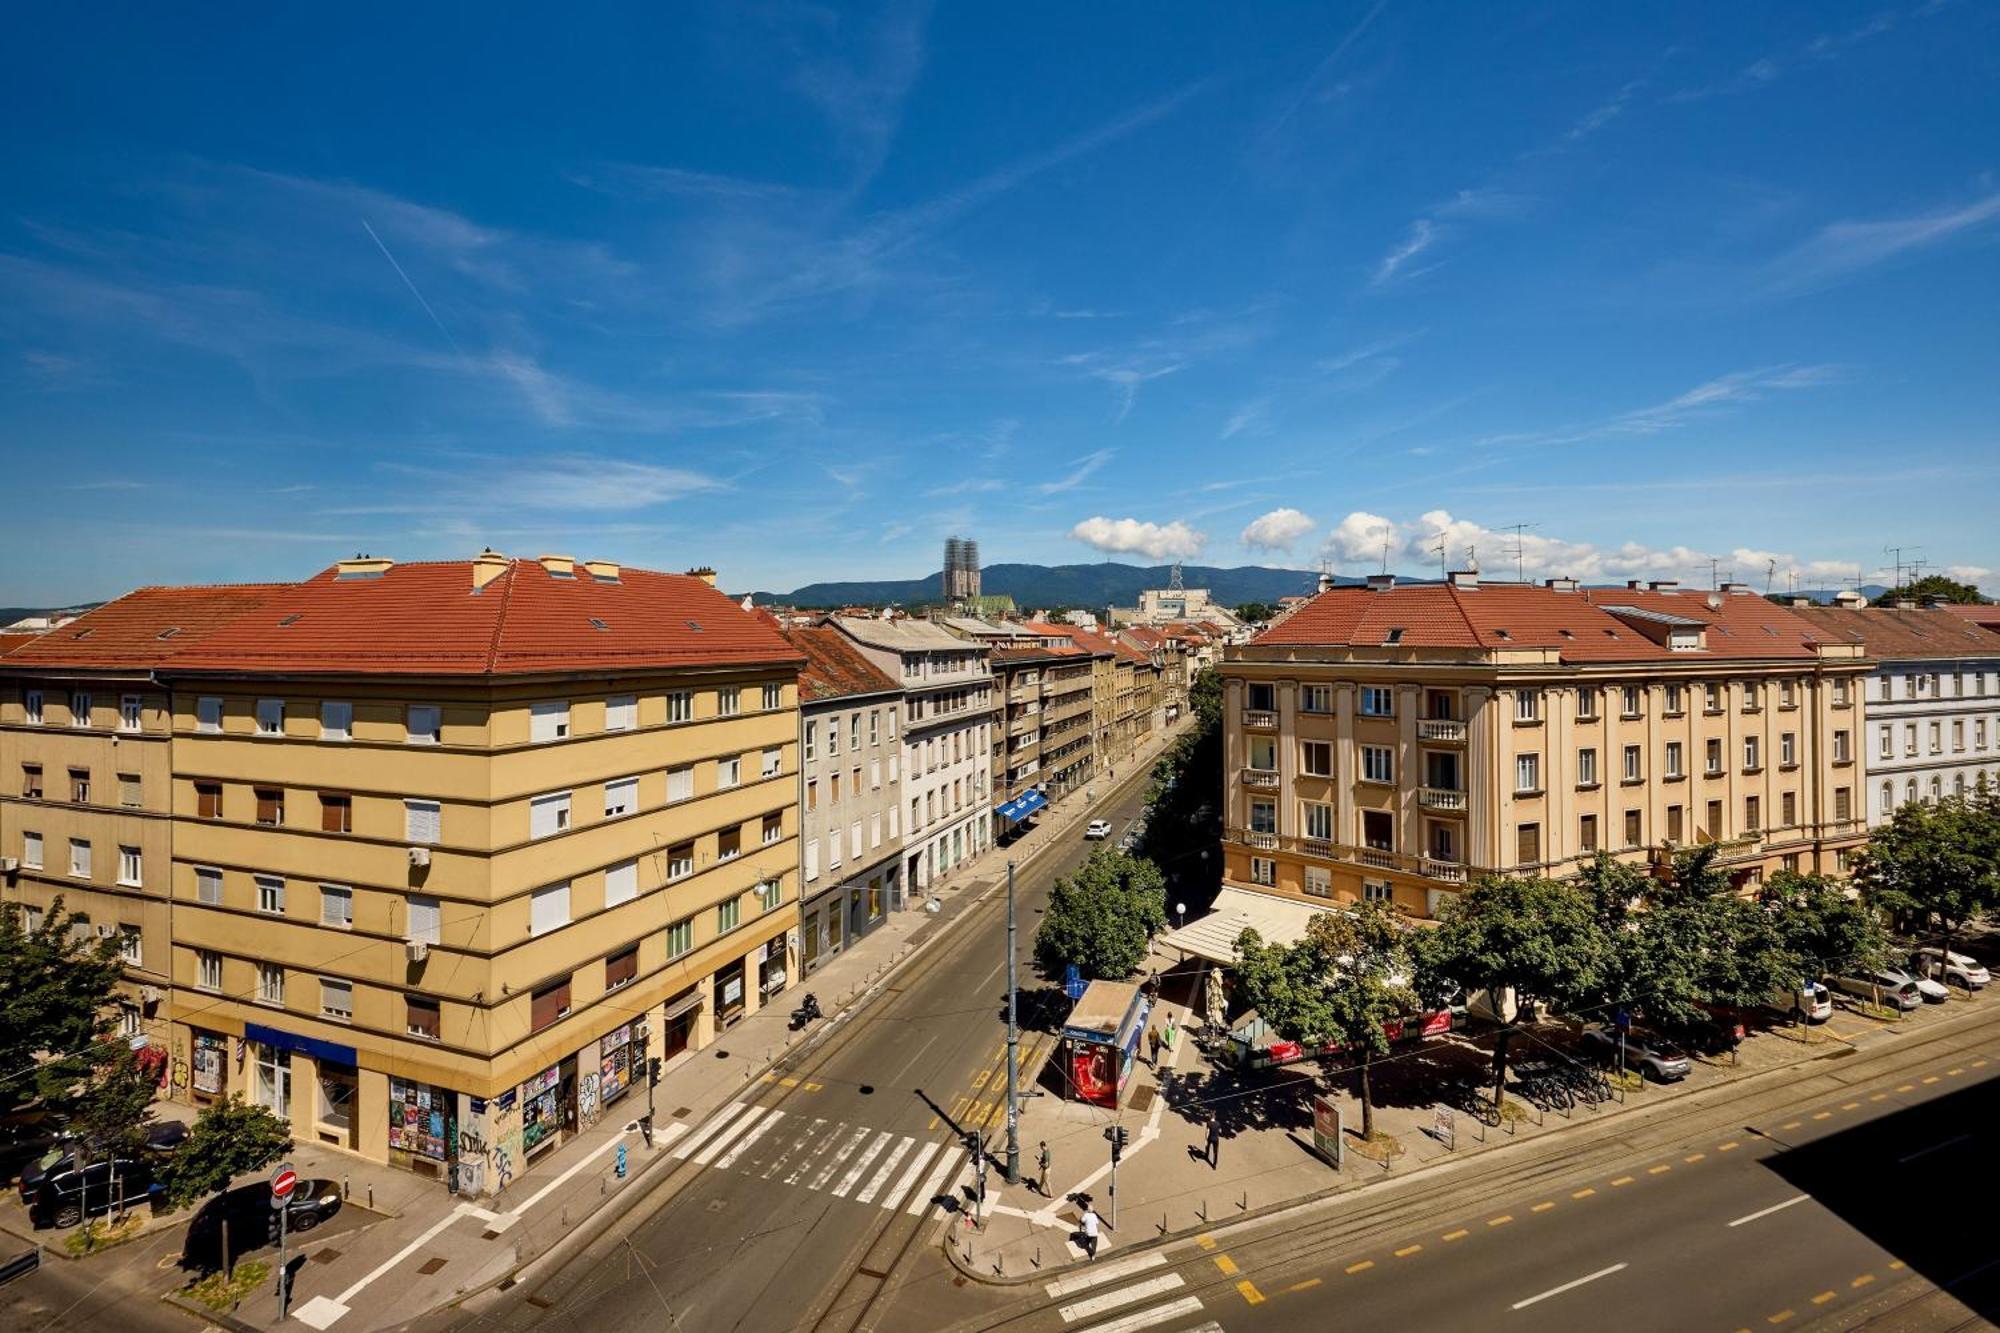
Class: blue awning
995,789,1049,822
244,1021,358,1069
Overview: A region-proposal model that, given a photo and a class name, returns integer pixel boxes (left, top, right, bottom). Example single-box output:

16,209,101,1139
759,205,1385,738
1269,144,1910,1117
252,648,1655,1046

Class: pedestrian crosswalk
1047,1255,1213,1332
670,1100,972,1214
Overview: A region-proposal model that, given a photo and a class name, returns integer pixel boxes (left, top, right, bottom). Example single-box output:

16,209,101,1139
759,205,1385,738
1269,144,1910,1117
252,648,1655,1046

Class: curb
940,992,2000,1288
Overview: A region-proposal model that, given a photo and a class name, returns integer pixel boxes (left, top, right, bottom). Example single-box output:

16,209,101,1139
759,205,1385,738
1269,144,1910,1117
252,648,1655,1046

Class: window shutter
605,946,638,989
531,882,571,936
605,859,638,907
406,997,441,1038
531,977,572,1032
406,799,441,843
407,895,441,944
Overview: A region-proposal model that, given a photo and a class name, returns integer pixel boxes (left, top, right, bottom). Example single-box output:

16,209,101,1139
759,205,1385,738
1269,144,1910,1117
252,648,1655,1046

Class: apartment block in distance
1212,572,1870,940
161,553,802,1192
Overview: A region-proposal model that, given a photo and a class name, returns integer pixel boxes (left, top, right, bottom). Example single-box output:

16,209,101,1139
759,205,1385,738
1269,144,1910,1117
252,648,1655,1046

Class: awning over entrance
995,789,1048,822
1159,886,1334,965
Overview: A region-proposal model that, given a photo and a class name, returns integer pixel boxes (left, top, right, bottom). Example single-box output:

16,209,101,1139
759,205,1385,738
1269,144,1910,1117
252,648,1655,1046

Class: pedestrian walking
1036,1141,1051,1197
1146,1026,1163,1067
1205,1117,1221,1169
1164,1014,1177,1050
1080,1204,1101,1259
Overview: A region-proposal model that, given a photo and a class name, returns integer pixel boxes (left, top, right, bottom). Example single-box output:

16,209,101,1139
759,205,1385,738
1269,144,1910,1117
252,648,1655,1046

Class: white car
1914,947,1991,990
1084,819,1113,840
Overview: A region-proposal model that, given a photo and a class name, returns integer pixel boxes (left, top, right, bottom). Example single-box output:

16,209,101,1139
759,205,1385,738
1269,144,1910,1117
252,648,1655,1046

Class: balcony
1246,830,1278,850
1241,768,1280,790
1417,718,1466,743
1420,857,1467,883
1418,786,1467,812
1358,847,1395,870
1242,709,1278,730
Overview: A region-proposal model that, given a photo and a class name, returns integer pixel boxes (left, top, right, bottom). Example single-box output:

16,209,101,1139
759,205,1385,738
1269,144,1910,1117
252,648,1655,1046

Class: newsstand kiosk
1061,980,1151,1108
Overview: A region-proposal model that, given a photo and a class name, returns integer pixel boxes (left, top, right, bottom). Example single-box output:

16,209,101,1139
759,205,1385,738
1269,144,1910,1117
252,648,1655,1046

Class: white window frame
763,683,783,711
718,687,741,717
530,882,572,937
603,777,638,819
605,695,637,732
120,694,143,732
1361,745,1394,784
1250,857,1277,886
256,963,284,1006
531,791,573,839
1515,754,1540,793
531,700,571,742
1577,747,1598,786
666,691,693,723
198,950,222,991
667,766,693,803
118,845,142,887
407,895,441,945
256,874,286,915
118,925,142,966
23,831,44,870
70,691,92,728
196,696,222,732
69,838,91,879
1360,686,1394,717
718,756,742,790
604,859,639,907
195,865,221,905
25,689,44,726
256,698,285,736
320,978,353,1021
762,747,783,779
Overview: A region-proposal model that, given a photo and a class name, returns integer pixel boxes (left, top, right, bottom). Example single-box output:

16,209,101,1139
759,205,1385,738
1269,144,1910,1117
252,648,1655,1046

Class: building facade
1217,575,1871,927
1786,600,2000,825
784,626,904,973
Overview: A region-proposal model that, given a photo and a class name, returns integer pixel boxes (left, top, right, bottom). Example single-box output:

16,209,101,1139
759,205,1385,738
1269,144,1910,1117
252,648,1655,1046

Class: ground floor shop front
800,855,902,975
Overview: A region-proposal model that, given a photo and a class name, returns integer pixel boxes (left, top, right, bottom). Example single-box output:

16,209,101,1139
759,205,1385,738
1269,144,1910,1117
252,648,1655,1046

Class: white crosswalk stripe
1059,1274,1186,1323
906,1147,966,1214
806,1125,873,1192
693,1105,769,1167
715,1109,785,1170
785,1120,841,1185
671,1101,750,1160
1074,1297,1204,1333
832,1131,894,1197
879,1140,940,1211
760,1117,825,1180
855,1136,913,1204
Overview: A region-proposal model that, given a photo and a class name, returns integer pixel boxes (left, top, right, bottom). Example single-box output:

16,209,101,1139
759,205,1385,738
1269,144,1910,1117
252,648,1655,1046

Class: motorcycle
789,993,823,1030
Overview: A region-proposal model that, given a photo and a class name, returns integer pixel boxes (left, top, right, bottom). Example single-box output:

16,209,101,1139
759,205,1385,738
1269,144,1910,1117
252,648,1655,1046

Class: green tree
1033,851,1168,980
1763,870,1887,1000
1235,602,1276,625
1410,874,1607,1106
1137,667,1223,904
1234,901,1415,1139
1856,790,2000,983
1186,665,1223,733
1870,574,1985,606
0,897,127,1131
161,1097,293,1211
70,1048,160,1156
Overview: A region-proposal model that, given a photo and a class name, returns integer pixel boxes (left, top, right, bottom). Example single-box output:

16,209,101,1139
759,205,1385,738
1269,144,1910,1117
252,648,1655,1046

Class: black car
17,1121,187,1206
182,1179,343,1271
26,1154,156,1229
277,1178,343,1234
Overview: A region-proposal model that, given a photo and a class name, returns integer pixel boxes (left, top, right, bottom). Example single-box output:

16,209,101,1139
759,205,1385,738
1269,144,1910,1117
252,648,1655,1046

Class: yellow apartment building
1212,574,1870,932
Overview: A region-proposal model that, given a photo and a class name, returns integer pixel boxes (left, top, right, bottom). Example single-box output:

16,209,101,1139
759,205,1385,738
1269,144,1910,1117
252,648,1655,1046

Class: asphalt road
955,1004,2000,1333
448,758,1169,1333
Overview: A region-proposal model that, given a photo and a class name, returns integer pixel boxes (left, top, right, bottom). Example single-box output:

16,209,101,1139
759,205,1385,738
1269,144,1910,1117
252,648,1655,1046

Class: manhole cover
672,1106,693,1119
417,1257,448,1276
311,1248,340,1263
1131,1086,1157,1113
715,1050,730,1059
860,1085,875,1095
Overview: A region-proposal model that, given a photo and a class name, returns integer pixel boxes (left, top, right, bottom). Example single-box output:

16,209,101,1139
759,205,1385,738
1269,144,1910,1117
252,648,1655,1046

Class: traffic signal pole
1005,859,1021,1185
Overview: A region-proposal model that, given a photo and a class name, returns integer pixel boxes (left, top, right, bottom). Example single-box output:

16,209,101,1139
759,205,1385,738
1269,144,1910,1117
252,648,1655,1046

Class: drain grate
311,1248,340,1264
1130,1085,1157,1113
672,1106,693,1119
417,1257,448,1276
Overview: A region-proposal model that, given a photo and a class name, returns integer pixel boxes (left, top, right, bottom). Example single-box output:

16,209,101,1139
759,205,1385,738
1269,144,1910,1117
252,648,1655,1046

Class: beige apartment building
1216,575,1871,927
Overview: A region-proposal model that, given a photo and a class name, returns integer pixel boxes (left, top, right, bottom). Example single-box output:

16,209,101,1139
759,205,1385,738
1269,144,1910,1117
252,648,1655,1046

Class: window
759,878,785,912
196,696,221,732
718,756,742,789
869,758,881,790
530,882,571,937
118,845,142,887
1781,679,1797,707
198,950,222,991
764,683,783,711
763,812,782,846
667,691,693,723
666,918,694,959
320,884,353,928
1904,722,1918,756
719,827,742,862
1302,685,1333,714
1833,730,1850,763
1833,678,1850,705
21,764,41,799
25,689,43,725
256,787,284,826
257,698,285,735
1576,687,1599,720
604,859,639,908
256,875,285,914
1953,720,1965,751
1250,857,1277,886
717,898,740,933
849,714,860,750
604,777,638,818
605,945,638,992
320,792,352,833
406,997,442,1040
1303,802,1333,841
118,925,142,965
1744,795,1761,832
69,838,91,878
1782,791,1797,826
1743,737,1761,771
530,791,571,838
1514,690,1541,722
762,747,782,778
827,720,840,756
1741,682,1760,713
1879,725,1893,760
1580,813,1598,852
667,765,693,803
1622,745,1642,782
21,831,41,869
70,768,90,803
530,977,572,1032
1361,687,1394,717
1621,686,1642,718
531,700,571,742
1881,675,1895,701
1929,721,1942,754
1302,741,1333,777
1703,683,1722,712
605,695,637,732
119,773,141,808
321,978,353,1021
1663,684,1684,714
1515,753,1541,793
804,721,817,760
668,842,694,881
118,1003,141,1038
194,865,221,904
1705,799,1724,839
320,701,352,741
1881,780,1895,812
120,694,142,731
805,779,818,812
1516,823,1541,865
405,798,441,844
827,831,841,869
70,691,93,728
1360,880,1391,904
1362,745,1394,784
718,688,741,717
1780,733,1796,767
1664,741,1684,779
1624,809,1643,848
407,895,441,945
407,704,442,744
1705,739,1723,775
1667,804,1684,843
257,963,284,1006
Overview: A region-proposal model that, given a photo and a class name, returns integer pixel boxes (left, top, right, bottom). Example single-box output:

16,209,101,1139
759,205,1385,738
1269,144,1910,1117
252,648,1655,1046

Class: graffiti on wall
577,1072,600,1129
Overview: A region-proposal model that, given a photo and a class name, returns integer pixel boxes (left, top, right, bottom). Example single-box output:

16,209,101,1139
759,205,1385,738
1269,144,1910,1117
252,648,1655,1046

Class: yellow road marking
1811,1112,1832,1121
1948,1067,1964,1076
1782,1120,1803,1130
1285,1278,1322,1293
1922,1075,1940,1085
1648,1164,1672,1174
1443,1229,1470,1242
1611,1175,1636,1186
1395,1244,1423,1258
1572,1187,1597,1199
804,1080,823,1092
1851,1274,1876,1289
1973,1059,1988,1068
1197,1235,1217,1251
1487,1214,1514,1227
1236,1279,1266,1305
1214,1255,1238,1276
1890,1260,1907,1271
1685,1153,1706,1163
1811,1291,1837,1305
1768,1311,1795,1325
1841,1101,1860,1110
1869,1093,1887,1101
1531,1201,1556,1213
1718,1141,1739,1152
1897,1083,1916,1092
1346,1260,1375,1275
971,1068,992,1090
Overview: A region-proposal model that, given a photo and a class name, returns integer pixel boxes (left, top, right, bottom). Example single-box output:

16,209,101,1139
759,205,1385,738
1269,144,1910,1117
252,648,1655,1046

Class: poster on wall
521,1065,563,1153
388,1077,448,1160
192,1034,224,1095
600,1024,632,1104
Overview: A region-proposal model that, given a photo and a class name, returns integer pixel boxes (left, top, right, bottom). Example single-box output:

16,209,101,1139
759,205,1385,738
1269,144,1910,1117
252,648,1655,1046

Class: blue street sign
1615,1008,1631,1031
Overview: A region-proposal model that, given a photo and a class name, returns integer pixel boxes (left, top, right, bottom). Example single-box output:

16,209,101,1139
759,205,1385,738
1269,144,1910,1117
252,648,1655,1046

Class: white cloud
1945,564,1993,583
1480,364,1842,447
1040,448,1116,494
1070,516,1207,560
1240,507,1316,554
1220,398,1269,440
1372,220,1436,286
1764,193,2000,294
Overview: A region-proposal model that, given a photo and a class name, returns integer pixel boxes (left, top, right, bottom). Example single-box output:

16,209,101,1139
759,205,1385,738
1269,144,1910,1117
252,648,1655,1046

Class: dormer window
1383,628,1405,645
589,618,609,632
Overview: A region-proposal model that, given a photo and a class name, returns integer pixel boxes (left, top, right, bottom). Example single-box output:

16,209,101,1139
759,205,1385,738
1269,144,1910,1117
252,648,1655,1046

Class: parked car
1913,947,1991,990
1578,1024,1692,1082
1084,819,1113,840
16,1121,187,1207
1764,981,1834,1023
270,1178,343,1235
25,1154,155,1229
1831,969,1923,1010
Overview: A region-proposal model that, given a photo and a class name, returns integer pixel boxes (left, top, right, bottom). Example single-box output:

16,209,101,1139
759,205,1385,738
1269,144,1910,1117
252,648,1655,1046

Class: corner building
1219,574,1871,924
159,554,802,1193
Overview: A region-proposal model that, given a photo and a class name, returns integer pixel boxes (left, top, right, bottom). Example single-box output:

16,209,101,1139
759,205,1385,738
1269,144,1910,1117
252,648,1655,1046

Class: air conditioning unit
408,846,431,868
405,939,430,963
0,856,17,874
96,923,115,938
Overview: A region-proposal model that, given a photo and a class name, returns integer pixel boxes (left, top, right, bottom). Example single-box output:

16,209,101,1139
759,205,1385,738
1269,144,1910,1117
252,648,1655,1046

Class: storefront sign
600,1024,636,1105
1311,1095,1343,1169
721,975,744,1007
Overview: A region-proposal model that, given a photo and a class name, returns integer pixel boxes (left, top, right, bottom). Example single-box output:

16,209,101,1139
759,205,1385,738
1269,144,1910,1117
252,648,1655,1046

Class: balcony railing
1245,830,1279,850
1418,786,1467,811
1420,857,1467,883
1225,828,1494,884
1242,709,1278,730
1242,768,1280,789
1417,719,1466,743
1358,847,1395,869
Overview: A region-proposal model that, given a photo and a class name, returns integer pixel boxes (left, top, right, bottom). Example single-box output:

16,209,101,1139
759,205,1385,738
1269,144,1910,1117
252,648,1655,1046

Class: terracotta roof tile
1786,605,2000,660
782,626,900,701
1,584,287,670
0,633,39,658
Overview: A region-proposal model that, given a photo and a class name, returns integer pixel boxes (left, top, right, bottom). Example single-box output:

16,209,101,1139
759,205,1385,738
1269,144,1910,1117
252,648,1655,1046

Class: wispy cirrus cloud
1477,364,1842,447
1039,448,1115,494
1666,7,1901,103
1371,219,1437,286
1069,515,1206,559
1761,192,2000,294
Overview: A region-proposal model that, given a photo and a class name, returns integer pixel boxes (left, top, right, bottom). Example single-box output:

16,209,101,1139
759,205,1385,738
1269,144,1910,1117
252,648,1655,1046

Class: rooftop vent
589,617,609,632
1448,569,1479,589
686,619,704,632
1832,589,1868,608
1720,582,1754,596
1648,580,1680,592
1366,574,1396,592
1493,628,1512,640
538,554,576,579
72,628,93,639
336,555,394,580
472,548,509,590
584,559,621,583
1790,597,1813,607
1626,579,1647,591
1545,577,1579,593
1384,627,1406,645
156,627,181,640
686,566,719,587
278,614,303,627
1316,570,1334,594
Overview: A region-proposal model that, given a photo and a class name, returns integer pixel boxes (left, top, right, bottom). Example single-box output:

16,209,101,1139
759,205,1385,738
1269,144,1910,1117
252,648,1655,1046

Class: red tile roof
170,559,800,676
1254,582,1834,662
1065,625,1148,663
0,633,39,658
1786,605,2000,660
1940,603,2000,632
783,626,899,701
0,584,286,670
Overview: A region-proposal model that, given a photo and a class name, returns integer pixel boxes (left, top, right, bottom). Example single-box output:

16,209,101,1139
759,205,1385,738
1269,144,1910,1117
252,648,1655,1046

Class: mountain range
749,562,1331,610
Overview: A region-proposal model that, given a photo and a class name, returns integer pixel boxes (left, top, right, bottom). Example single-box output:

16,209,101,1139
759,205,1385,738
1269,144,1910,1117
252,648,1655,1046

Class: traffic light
964,1129,983,1165
648,1057,662,1087
1103,1124,1129,1164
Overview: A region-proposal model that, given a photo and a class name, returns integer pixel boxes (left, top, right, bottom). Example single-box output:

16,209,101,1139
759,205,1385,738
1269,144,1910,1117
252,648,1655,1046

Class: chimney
1648,580,1680,592
1720,581,1753,596
1789,596,1813,607
471,548,508,590
1626,579,1647,591
537,554,576,578
1316,570,1333,595
1366,573,1396,592
583,559,621,583
1894,598,1916,610
335,554,394,579
1833,589,1867,608
1544,576,1579,593
1448,569,1479,589
686,566,718,587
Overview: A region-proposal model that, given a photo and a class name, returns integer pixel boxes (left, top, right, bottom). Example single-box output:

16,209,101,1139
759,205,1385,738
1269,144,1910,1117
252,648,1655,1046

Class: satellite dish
1706,593,1723,610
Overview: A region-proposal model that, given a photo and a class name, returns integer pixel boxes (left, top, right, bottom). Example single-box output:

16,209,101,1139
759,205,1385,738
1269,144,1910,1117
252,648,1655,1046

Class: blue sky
3,2,1998,604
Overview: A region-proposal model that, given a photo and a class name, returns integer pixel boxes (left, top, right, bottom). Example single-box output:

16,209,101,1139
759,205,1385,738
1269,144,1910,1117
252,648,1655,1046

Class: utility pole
1005,859,1021,1184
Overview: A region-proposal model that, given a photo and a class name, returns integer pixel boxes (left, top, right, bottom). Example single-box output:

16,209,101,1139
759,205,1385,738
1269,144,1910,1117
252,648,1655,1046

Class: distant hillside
752,562,1334,611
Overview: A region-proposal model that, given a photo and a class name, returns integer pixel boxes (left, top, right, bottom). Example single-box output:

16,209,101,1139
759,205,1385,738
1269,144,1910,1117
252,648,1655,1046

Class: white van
1766,981,1833,1023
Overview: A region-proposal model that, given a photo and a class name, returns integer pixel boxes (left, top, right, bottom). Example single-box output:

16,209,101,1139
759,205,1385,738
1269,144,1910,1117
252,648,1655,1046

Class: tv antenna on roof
1884,544,1922,593
1429,532,1448,579
1501,522,1537,582
1763,558,1777,596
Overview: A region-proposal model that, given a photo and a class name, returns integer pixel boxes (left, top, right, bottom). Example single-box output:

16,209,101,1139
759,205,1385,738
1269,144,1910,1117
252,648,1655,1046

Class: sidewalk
185,720,1190,1332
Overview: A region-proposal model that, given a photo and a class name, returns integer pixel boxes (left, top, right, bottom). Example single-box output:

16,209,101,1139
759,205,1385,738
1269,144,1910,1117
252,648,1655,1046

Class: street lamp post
1175,901,1186,931
1005,859,1021,1184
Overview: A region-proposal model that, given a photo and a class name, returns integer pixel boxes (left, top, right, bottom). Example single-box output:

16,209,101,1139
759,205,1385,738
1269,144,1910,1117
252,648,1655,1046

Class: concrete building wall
798,691,903,971
1862,662,2000,825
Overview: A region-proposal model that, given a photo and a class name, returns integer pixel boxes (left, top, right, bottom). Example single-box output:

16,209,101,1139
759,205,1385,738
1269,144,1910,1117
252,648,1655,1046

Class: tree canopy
1857,788,2000,965
1033,851,1168,981
0,897,128,1131
1762,869,1887,985
1871,574,1986,606
161,1096,294,1211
